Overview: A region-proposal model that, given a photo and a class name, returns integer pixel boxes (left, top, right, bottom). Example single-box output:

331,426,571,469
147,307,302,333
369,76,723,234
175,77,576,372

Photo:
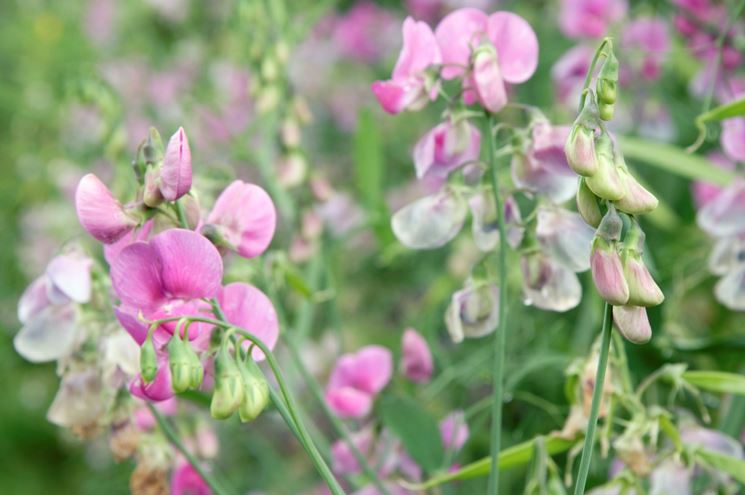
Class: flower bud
167,335,192,394
142,127,165,165
160,127,192,202
187,346,204,390
585,133,626,201
621,226,664,307
140,335,158,383
75,174,139,244
143,167,164,208
577,178,602,228
210,344,245,420
598,102,614,121
614,166,658,215
591,236,629,305
597,78,617,105
238,358,269,423
565,124,598,176
597,53,619,105
612,305,652,344
596,205,623,242
471,44,508,113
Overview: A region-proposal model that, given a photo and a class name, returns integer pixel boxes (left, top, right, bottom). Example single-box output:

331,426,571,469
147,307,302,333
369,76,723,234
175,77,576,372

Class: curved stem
146,402,233,495
205,304,346,495
578,38,612,112
573,302,613,495
485,112,509,495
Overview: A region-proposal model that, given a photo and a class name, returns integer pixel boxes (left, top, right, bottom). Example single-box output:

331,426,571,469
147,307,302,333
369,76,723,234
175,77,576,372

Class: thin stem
573,302,613,495
578,38,612,112
175,199,190,229
207,304,346,495
485,112,509,495
146,402,233,495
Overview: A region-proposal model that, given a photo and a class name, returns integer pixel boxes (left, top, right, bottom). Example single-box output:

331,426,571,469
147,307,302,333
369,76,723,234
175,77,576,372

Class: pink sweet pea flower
400,328,433,384
171,460,212,495
697,179,745,238
413,120,481,185
218,282,279,361
160,127,192,201
203,181,276,259
371,17,442,114
620,16,670,81
559,0,627,39
331,428,374,474
75,173,138,244
104,219,155,265
440,410,469,451
133,397,178,430
434,8,488,80
331,1,399,64
130,353,175,402
325,346,393,418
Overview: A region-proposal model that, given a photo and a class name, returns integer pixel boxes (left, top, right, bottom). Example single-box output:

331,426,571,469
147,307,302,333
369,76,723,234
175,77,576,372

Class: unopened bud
621,225,664,307
577,178,602,228
591,236,629,305
585,133,626,201
598,102,614,121
143,167,164,208
565,124,598,177
210,344,244,420
597,78,617,105
614,166,658,215
596,205,623,242
160,127,192,202
140,336,158,383
143,127,164,165
612,305,652,344
238,358,269,423
167,335,192,394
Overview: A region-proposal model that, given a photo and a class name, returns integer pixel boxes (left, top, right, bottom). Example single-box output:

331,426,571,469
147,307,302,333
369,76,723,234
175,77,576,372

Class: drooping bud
614,165,659,215
585,133,626,201
577,178,603,228
621,225,664,307
186,343,204,390
471,44,508,114
591,236,629,305
597,52,619,106
565,124,598,177
210,343,245,420
140,334,158,383
238,357,270,423
160,127,192,202
167,334,192,394
612,305,652,344
75,174,139,244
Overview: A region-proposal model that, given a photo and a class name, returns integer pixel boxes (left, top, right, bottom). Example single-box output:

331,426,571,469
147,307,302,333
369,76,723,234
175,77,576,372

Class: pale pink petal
349,345,393,395
440,410,469,451
75,173,137,244
160,127,193,201
435,8,488,79
151,229,223,299
486,12,539,84
472,48,508,112
393,17,441,80
721,117,745,162
46,253,93,304
325,387,373,418
18,276,51,324
401,328,433,383
219,282,279,361
111,242,165,310
104,220,155,265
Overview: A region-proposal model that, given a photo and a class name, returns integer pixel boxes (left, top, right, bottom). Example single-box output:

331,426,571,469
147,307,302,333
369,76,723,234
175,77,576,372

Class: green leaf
658,414,682,452
683,371,745,396
695,448,745,484
689,97,745,152
379,395,444,472
619,136,735,186
403,435,577,490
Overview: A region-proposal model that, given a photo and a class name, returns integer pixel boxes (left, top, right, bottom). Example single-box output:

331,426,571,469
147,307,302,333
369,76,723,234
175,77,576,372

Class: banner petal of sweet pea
14,305,78,363
347,345,393,395
486,12,539,84
46,253,93,304
111,242,166,311
434,8,488,79
325,386,373,418
151,229,223,299
392,17,441,81
218,282,279,361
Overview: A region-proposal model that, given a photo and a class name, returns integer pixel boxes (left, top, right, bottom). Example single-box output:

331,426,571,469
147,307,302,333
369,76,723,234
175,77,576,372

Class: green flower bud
614,165,659,215
565,124,598,177
186,344,204,390
577,178,603,228
597,78,617,105
238,358,270,423
598,102,614,121
210,344,244,420
621,224,664,307
140,335,158,383
585,133,626,201
167,335,192,394
142,127,164,165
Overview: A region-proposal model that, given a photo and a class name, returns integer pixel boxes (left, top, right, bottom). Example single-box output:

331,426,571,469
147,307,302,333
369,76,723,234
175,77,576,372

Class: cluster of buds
566,43,664,343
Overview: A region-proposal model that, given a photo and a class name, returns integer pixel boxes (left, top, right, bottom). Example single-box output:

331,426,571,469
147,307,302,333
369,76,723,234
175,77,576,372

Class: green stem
573,302,613,495
207,304,346,495
578,38,612,112
485,113,509,495
146,402,233,495
175,200,190,229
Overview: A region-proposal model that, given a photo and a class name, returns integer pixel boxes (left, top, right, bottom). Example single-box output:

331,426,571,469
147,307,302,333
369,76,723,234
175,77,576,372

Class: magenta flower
559,0,627,39
401,328,433,384
75,173,138,244
620,16,670,81
218,282,279,361
171,460,212,495
325,346,393,418
371,17,441,114
130,353,174,401
104,219,155,265
204,181,276,259
512,122,578,203
439,410,469,451
413,120,480,185
160,127,192,201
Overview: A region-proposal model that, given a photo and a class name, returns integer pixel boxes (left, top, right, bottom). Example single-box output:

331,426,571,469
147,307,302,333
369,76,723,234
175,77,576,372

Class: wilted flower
401,328,433,384
445,278,499,343
325,346,393,418
47,370,107,429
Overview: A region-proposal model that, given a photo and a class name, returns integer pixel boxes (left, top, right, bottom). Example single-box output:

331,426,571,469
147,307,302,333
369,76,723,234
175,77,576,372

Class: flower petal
219,282,279,361
392,188,467,249
14,305,78,363
487,12,539,84
325,387,373,418
111,241,165,310
151,229,223,299
435,8,488,79
46,252,93,304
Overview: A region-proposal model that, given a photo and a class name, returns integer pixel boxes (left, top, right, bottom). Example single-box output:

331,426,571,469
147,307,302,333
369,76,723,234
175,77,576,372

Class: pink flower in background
620,17,670,81
331,428,374,474
84,0,116,44
332,2,399,63
171,459,212,495
133,397,177,430
552,44,594,107
371,17,442,114
203,181,277,259
325,346,393,418
75,174,138,244
721,86,745,162
691,153,736,209
559,0,627,39
440,410,469,451
413,121,481,186
401,328,433,383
